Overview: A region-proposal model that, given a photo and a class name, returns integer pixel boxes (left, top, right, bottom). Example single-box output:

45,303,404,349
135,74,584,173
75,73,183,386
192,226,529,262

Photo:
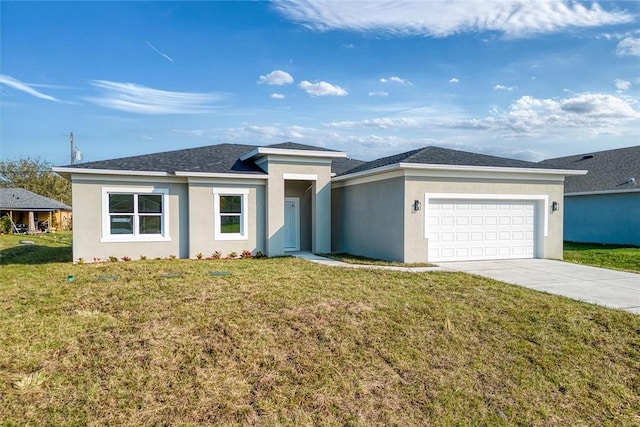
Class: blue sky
1,1,639,166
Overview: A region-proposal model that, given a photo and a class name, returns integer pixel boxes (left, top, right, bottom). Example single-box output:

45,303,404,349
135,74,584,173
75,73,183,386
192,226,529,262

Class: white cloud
380,76,412,85
325,117,421,130
448,78,459,84
299,80,348,96
486,93,640,136
272,0,633,37
615,79,631,92
369,91,389,97
321,93,640,140
270,93,286,99
615,37,640,56
493,84,515,91
258,70,294,85
0,74,61,102
87,80,224,114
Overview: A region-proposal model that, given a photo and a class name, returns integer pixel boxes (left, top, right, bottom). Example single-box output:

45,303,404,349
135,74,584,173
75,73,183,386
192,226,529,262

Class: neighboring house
0,187,72,233
53,143,584,263
542,145,640,246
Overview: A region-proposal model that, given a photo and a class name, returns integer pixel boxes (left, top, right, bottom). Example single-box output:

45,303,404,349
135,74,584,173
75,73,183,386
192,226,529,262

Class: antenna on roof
70,132,82,165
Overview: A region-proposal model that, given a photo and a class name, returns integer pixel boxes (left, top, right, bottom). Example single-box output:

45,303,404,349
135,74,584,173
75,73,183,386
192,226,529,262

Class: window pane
221,215,240,233
220,195,242,213
139,215,161,234
139,194,162,213
110,215,133,234
109,194,134,213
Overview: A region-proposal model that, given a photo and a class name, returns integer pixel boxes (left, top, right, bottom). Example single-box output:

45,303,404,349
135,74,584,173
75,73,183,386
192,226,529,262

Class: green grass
0,232,72,264
1,236,639,425
564,241,640,273
323,252,435,267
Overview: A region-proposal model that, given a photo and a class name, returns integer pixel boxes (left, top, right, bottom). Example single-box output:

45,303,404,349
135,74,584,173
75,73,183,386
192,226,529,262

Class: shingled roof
60,142,350,175
541,145,640,193
338,146,572,176
61,143,266,175
0,188,71,211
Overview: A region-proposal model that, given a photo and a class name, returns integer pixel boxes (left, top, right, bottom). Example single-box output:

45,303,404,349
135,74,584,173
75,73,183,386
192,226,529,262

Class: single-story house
0,187,72,233
53,143,585,263
541,145,639,246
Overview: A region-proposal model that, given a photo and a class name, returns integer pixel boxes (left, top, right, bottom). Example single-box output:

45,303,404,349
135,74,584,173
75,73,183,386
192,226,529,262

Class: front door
284,197,300,251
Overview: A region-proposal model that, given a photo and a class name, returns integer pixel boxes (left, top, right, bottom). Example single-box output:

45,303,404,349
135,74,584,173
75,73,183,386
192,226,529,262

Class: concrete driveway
437,259,640,314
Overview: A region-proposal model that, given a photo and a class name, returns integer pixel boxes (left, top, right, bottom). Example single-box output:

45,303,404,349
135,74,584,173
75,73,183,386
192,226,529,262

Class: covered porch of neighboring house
0,187,72,234
1,208,72,234
3,209,51,234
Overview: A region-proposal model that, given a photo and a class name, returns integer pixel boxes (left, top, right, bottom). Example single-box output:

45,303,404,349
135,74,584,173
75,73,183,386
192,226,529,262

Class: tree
0,157,71,206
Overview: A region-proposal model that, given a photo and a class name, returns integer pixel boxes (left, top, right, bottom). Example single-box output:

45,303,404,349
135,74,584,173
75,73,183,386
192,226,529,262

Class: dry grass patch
323,252,435,267
0,237,639,425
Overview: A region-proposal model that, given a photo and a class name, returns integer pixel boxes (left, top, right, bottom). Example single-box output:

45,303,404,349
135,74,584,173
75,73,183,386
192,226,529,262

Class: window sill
100,235,171,243
214,234,249,241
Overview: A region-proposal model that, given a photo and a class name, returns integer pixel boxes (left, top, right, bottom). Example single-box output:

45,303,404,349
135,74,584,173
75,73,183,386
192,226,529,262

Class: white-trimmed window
101,187,170,242
213,188,249,240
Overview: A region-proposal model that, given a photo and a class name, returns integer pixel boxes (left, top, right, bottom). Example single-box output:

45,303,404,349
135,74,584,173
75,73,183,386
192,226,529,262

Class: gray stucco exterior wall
188,182,266,258
333,172,566,263
564,192,640,246
70,178,188,262
332,176,405,261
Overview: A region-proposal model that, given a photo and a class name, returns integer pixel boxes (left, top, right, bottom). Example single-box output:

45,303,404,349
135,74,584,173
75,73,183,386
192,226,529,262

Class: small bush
169,255,176,260
77,258,85,264
227,251,238,259
254,251,265,259
241,250,252,259
108,256,118,262
121,256,131,262
0,216,12,234
211,251,222,260
93,257,102,263
140,255,147,261
196,252,203,260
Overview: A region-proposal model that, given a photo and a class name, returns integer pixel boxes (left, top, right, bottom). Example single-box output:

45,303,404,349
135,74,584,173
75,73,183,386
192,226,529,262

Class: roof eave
398,162,588,175
334,162,587,181
565,188,640,196
52,167,170,177
240,147,348,161
174,171,268,179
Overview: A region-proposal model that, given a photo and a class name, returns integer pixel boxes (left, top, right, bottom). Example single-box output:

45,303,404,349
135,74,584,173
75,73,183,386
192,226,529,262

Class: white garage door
427,199,536,262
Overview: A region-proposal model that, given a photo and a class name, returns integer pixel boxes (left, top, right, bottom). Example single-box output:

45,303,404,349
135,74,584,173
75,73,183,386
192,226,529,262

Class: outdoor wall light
551,201,559,212
412,199,421,212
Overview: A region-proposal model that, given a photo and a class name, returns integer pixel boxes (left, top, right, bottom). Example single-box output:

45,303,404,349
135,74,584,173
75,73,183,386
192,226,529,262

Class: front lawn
564,241,640,273
1,235,639,425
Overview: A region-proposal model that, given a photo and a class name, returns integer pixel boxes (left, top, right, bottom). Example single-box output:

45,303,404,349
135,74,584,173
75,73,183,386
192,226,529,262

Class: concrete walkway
292,253,639,314
438,259,640,314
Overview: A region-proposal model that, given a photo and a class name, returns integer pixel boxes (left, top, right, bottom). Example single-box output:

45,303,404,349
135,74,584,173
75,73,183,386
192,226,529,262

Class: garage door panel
427,199,536,262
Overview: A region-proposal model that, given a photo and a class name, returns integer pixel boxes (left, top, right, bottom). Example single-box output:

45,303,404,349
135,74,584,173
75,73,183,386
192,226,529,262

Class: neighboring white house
53,142,585,263
542,145,640,246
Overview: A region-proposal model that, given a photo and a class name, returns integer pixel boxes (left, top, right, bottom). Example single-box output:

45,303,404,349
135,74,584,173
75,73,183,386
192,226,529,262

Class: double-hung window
213,188,248,240
101,187,169,242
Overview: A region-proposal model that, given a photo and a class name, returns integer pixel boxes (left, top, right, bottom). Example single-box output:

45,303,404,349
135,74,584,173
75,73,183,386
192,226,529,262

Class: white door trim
284,197,300,251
